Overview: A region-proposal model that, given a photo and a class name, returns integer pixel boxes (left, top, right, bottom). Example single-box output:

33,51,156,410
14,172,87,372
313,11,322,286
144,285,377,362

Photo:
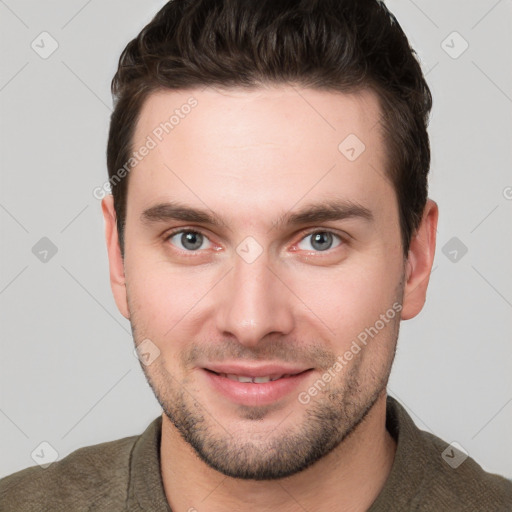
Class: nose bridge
215,245,294,345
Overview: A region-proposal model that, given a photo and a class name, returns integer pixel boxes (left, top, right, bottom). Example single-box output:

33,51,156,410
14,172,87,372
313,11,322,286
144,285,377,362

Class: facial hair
128,277,403,480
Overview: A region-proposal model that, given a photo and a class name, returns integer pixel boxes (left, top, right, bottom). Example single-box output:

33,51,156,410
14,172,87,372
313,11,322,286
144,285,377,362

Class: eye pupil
181,231,203,250
311,232,333,251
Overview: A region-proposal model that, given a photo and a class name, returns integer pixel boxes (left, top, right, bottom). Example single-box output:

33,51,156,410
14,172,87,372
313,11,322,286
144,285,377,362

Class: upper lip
203,363,312,378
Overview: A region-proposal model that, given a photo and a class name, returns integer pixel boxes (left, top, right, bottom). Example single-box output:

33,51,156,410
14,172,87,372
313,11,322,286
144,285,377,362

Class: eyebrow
140,199,374,230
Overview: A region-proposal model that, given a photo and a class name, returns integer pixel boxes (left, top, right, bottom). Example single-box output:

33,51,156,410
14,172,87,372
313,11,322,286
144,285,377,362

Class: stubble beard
132,321,400,481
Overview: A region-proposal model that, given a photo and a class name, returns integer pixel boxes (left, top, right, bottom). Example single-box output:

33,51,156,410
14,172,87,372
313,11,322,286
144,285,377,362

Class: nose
214,250,295,347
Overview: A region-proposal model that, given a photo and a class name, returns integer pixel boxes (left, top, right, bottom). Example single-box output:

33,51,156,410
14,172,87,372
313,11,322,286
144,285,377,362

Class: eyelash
163,227,347,256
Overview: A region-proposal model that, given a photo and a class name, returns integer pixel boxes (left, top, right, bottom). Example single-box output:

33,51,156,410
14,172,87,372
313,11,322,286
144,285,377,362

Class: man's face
118,85,407,479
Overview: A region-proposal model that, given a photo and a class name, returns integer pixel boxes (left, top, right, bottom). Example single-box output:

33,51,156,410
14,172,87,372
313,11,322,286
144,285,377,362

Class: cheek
290,255,401,340
126,259,214,338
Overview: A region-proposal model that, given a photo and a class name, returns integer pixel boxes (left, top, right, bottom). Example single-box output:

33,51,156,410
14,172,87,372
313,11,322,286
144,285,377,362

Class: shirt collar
367,395,427,510
128,414,171,511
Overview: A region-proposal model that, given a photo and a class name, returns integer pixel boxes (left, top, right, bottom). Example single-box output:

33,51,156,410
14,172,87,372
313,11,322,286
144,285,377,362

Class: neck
160,391,396,512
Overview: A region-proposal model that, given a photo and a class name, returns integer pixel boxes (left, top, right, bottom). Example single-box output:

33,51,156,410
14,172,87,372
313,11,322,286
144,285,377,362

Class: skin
102,85,438,511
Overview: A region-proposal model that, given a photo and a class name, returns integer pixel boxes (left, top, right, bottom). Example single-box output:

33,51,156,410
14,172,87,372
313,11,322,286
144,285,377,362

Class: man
1,0,511,510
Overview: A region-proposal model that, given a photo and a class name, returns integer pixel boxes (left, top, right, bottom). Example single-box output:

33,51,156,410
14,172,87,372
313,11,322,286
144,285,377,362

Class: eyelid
163,226,348,254
164,227,215,253
164,227,206,240
292,228,347,253
299,227,349,242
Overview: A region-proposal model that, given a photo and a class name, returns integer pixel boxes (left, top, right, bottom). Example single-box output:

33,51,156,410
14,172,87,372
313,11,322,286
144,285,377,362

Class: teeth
252,376,273,383
229,374,253,383
221,373,287,383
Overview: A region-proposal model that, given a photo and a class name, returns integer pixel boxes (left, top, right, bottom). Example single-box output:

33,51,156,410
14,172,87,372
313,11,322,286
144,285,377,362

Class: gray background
1,0,511,479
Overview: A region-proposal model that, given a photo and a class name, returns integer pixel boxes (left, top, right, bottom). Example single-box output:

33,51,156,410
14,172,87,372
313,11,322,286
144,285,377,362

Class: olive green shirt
1,396,511,511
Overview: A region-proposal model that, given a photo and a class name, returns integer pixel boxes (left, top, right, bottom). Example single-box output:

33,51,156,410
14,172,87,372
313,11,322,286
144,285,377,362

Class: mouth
204,369,308,383
201,367,314,406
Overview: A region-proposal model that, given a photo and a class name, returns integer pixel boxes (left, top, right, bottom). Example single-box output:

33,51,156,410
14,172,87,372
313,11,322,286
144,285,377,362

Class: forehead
135,85,383,154
127,85,393,228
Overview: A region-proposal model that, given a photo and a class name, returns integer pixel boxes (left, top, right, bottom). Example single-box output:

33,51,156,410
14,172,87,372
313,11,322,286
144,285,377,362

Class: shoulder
414,428,512,510
0,433,139,511
382,396,512,511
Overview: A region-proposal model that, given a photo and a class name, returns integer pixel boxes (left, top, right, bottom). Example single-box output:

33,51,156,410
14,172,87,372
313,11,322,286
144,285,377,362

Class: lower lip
201,368,313,406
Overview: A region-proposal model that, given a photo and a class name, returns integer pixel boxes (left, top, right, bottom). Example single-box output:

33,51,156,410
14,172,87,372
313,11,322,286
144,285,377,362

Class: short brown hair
107,0,432,259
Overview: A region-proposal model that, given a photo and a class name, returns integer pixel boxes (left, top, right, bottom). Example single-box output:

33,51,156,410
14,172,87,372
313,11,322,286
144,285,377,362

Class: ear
401,198,439,320
101,195,130,319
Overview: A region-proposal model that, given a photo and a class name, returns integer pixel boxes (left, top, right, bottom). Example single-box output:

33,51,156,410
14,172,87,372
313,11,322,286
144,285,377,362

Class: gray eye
168,230,211,251
297,232,342,252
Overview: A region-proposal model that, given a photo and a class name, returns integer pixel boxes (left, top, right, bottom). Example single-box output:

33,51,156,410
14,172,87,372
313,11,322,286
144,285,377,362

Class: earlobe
101,195,130,319
401,199,439,321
